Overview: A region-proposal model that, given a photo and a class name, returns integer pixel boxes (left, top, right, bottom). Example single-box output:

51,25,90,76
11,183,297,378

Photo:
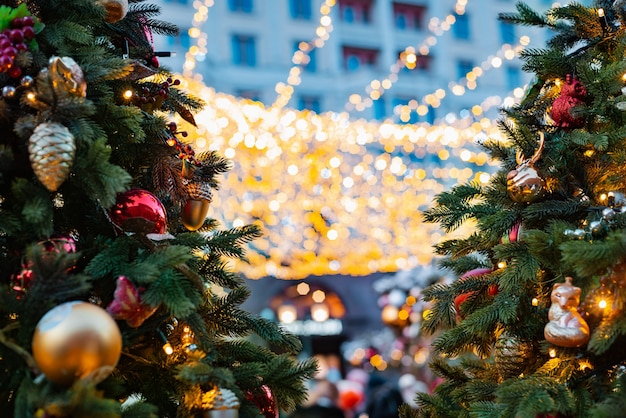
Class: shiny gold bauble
182,199,211,231
506,163,546,204
32,301,122,386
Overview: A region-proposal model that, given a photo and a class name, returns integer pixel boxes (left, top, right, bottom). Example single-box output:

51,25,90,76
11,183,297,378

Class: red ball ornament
550,74,586,128
454,268,496,321
245,385,278,418
109,189,167,234
41,234,77,254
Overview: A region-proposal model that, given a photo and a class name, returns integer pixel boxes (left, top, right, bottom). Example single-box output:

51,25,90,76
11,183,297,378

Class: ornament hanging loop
516,132,545,166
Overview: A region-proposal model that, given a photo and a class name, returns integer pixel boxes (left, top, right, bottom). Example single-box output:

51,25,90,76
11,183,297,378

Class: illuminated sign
281,318,343,336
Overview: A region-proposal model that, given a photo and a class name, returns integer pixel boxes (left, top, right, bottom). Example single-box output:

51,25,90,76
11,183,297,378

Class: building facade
154,0,557,123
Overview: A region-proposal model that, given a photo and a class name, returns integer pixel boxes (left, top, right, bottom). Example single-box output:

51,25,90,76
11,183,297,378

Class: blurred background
148,1,583,415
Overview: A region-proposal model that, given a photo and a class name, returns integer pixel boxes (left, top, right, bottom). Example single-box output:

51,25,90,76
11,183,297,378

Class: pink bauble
109,189,167,234
245,385,278,418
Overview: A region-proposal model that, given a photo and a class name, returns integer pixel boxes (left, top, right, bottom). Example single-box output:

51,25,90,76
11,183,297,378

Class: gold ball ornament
181,179,212,231
32,301,122,387
506,162,546,203
494,332,533,379
507,133,546,204
97,0,129,23
28,122,76,192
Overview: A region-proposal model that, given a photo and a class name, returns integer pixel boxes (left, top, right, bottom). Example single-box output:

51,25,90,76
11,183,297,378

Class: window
398,50,432,72
298,95,321,113
228,0,252,12
342,46,379,71
457,59,474,79
393,3,426,30
453,13,470,40
236,90,262,102
422,106,435,124
290,0,312,20
228,0,253,13
165,30,191,52
294,41,316,72
373,97,386,120
506,66,521,91
232,34,256,67
339,0,372,24
499,21,515,44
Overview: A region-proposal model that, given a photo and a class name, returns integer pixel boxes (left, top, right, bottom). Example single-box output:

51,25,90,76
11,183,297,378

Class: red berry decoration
109,189,167,235
550,74,587,128
0,7,39,78
245,385,279,418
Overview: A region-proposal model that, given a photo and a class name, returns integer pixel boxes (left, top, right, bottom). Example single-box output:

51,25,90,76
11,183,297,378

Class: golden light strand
394,36,532,123
271,0,337,110
183,0,216,80
347,0,471,113
176,77,504,279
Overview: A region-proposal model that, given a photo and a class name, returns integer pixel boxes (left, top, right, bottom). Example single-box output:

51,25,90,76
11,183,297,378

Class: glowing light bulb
599,299,607,309
163,342,174,355
123,89,133,99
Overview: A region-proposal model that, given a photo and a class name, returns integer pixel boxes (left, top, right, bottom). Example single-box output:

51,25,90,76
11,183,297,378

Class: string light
183,0,216,80
347,0,471,112
272,0,336,110
392,39,531,123
162,342,174,355
175,77,503,279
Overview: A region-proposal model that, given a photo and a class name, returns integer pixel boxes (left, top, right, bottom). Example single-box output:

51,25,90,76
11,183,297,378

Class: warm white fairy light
346,0,471,113
176,77,503,279
395,40,530,123
183,0,216,80
272,0,336,110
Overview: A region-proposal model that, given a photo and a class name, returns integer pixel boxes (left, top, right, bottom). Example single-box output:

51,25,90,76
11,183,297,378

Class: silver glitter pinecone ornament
28,122,76,192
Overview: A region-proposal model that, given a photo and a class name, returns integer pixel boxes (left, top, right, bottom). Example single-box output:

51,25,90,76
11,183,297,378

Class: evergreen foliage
407,1,626,416
0,0,316,416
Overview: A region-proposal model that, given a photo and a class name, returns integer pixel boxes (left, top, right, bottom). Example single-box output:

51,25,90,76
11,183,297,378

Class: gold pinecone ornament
28,122,76,192
493,331,534,379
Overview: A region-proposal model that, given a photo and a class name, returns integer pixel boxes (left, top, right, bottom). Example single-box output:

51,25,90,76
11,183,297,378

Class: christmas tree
0,0,316,417
405,1,626,417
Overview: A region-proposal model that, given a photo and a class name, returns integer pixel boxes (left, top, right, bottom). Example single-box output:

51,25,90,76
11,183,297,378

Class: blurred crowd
288,366,434,418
